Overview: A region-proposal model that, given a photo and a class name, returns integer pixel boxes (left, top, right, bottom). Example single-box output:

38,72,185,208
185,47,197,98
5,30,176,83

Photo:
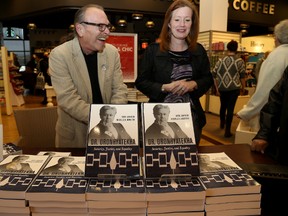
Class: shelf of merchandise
0,46,13,115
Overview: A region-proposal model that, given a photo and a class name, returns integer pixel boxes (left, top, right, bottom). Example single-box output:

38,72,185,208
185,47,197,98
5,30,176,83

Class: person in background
212,40,246,138
135,0,213,145
145,104,189,142
88,105,132,141
49,4,128,148
251,65,288,165
254,51,270,82
38,51,51,104
237,19,288,130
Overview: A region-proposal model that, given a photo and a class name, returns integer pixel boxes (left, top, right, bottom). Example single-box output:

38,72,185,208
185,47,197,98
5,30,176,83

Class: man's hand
251,138,268,154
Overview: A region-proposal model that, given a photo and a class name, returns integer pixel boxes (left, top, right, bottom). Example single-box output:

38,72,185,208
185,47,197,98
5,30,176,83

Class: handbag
35,72,46,90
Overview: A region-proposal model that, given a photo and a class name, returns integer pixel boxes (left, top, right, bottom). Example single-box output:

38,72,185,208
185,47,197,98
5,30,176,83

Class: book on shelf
145,177,206,202
88,207,146,215
87,200,147,209
37,151,71,156
0,154,50,199
198,152,261,196
31,213,88,216
2,143,22,158
85,104,141,179
86,178,146,202
142,102,199,179
26,156,88,202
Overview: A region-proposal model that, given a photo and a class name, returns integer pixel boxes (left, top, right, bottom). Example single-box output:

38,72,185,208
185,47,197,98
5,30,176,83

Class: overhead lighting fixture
132,13,143,20
27,23,37,30
69,24,75,31
117,19,127,27
146,20,155,28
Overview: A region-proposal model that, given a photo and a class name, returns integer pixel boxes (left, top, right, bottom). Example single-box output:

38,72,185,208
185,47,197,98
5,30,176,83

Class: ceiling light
27,23,37,30
118,19,127,27
146,20,155,28
132,13,143,20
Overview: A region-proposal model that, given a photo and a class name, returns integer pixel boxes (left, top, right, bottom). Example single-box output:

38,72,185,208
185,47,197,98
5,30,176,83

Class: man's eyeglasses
80,21,112,32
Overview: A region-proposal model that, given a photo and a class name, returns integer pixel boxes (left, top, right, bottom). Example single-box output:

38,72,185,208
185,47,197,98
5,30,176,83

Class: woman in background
135,0,213,145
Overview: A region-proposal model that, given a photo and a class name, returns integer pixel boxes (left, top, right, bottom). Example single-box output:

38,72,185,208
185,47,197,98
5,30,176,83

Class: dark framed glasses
80,21,112,32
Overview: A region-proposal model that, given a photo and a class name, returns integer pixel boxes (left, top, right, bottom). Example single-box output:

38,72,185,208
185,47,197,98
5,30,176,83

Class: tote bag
35,72,46,90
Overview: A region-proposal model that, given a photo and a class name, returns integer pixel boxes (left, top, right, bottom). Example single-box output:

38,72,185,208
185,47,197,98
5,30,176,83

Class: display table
21,144,284,216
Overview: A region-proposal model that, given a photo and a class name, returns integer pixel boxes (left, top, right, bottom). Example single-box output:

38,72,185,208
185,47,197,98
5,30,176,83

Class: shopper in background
212,40,246,138
251,65,288,165
254,51,270,82
237,19,288,130
135,0,213,145
49,4,128,148
38,52,51,104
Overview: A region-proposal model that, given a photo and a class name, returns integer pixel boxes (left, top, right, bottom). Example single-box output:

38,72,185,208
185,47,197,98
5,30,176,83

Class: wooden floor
1,95,240,147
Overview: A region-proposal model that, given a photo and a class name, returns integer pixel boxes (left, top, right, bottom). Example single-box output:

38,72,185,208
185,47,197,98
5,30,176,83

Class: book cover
205,193,261,204
26,156,88,202
145,177,206,202
85,104,140,179
0,154,50,199
86,178,146,202
142,102,199,179
198,152,261,196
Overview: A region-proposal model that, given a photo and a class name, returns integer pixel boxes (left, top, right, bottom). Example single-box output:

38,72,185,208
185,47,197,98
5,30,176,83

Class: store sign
230,0,275,15
241,36,274,53
106,33,137,83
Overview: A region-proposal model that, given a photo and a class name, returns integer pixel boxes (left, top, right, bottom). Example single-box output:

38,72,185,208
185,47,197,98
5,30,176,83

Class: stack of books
198,152,262,216
85,104,145,215
145,177,206,216
86,178,147,216
0,154,50,216
25,155,89,216
142,103,204,215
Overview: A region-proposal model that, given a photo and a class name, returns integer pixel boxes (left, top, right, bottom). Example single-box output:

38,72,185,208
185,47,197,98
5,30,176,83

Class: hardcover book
0,154,50,199
85,104,140,179
86,178,146,202
142,102,199,179
198,152,261,196
26,156,88,202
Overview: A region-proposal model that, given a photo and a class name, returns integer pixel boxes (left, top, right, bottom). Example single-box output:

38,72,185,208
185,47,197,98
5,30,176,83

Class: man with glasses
49,4,128,148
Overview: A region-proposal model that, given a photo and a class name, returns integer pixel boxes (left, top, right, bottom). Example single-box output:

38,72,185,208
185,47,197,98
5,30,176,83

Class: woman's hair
159,0,199,52
227,40,238,52
274,19,288,44
153,104,170,115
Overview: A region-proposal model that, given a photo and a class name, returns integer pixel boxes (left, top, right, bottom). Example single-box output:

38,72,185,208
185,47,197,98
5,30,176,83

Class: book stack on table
142,103,205,216
85,104,146,215
198,152,262,216
25,155,89,216
0,154,50,216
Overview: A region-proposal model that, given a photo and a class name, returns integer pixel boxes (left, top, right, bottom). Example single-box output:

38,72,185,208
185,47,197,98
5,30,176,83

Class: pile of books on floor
198,152,262,216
